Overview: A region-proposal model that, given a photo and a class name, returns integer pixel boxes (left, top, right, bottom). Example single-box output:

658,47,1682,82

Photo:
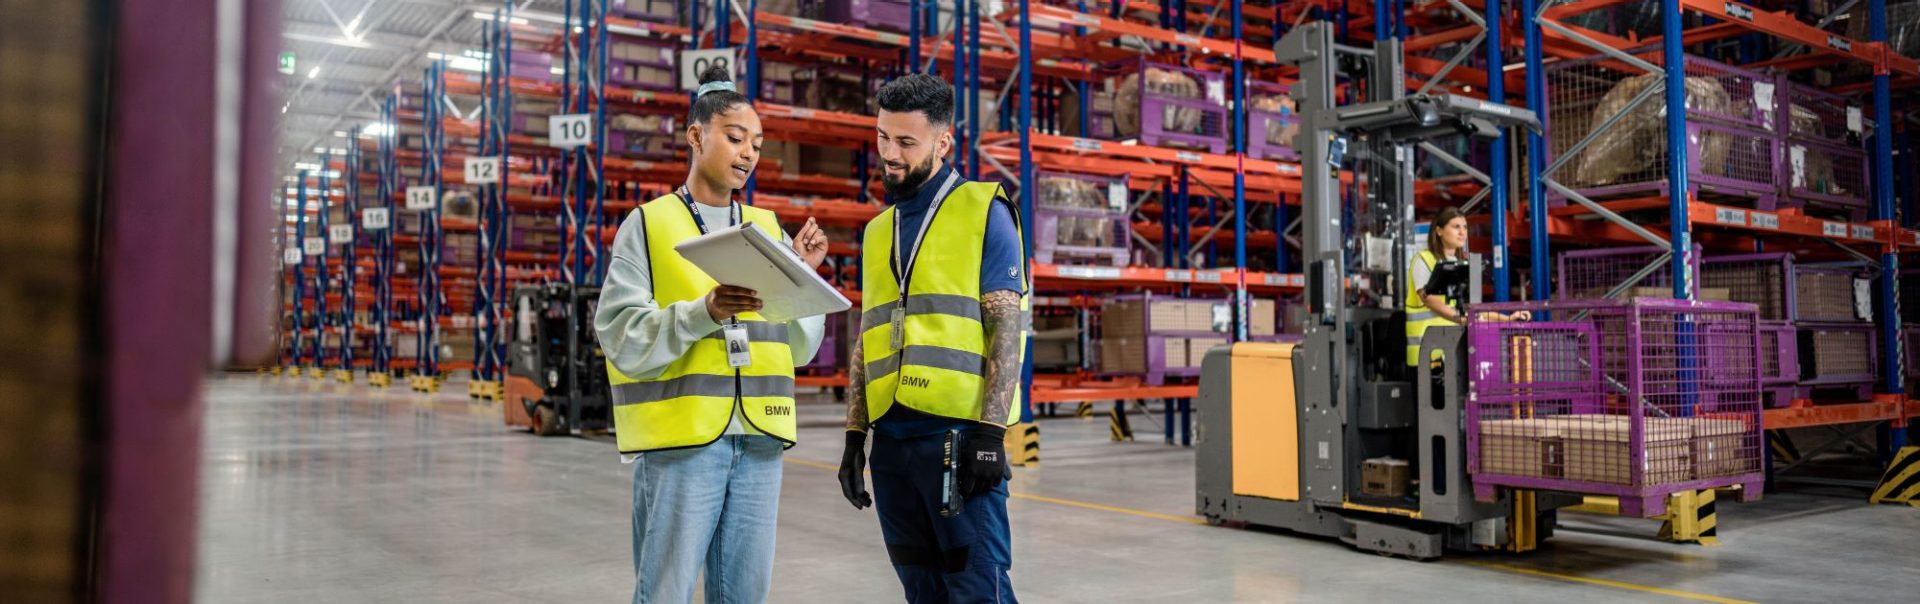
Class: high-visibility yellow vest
607,196,797,453
1405,249,1460,366
859,180,1029,426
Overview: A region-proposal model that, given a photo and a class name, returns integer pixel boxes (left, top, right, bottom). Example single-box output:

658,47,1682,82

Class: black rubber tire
534,404,566,436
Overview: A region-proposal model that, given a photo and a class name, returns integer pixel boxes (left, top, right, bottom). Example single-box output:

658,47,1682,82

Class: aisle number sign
1108,181,1127,211
465,156,501,184
362,207,390,230
329,225,353,244
549,114,593,148
679,48,738,90
303,237,325,256
284,248,302,264
406,186,436,210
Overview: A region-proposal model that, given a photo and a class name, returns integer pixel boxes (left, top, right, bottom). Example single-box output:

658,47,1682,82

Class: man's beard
881,154,937,200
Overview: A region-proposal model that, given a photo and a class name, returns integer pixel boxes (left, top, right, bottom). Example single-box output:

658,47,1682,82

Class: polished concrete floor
196,375,1917,603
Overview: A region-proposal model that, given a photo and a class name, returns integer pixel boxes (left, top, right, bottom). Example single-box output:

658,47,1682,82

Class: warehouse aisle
197,376,1915,603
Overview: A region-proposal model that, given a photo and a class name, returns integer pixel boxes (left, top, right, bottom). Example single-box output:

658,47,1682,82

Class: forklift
1193,22,1574,559
505,282,612,436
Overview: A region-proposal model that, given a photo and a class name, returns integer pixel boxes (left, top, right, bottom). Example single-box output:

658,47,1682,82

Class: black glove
839,430,872,509
959,424,1009,497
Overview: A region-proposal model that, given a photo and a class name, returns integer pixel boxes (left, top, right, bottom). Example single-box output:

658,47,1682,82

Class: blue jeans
631,435,784,604
870,432,1017,604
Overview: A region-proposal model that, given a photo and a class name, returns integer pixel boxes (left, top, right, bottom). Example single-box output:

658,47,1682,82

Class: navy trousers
869,432,1017,604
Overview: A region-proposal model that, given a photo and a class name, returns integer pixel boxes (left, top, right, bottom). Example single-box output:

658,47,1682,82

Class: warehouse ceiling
278,0,572,169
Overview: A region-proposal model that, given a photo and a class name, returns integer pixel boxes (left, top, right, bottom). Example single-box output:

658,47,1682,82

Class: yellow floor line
784,456,1751,603
1461,562,1755,604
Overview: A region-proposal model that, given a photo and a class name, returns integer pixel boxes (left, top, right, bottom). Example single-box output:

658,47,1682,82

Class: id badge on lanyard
681,189,752,365
890,173,962,353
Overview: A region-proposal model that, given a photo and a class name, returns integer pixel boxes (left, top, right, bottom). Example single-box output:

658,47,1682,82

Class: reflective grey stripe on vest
1406,310,1438,322
1407,335,1423,347
865,345,987,381
612,374,795,405
860,293,983,331
700,321,790,343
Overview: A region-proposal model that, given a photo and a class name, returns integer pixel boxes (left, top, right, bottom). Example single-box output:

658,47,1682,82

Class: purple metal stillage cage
1034,171,1132,267
1556,245,1698,300
1545,51,1781,208
1125,59,1229,154
1246,80,1299,161
1466,298,1765,517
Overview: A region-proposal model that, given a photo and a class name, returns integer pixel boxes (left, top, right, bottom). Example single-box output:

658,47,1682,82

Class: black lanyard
675,187,738,235
887,171,963,295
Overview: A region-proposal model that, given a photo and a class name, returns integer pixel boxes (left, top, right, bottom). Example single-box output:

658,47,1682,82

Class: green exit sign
279,52,296,75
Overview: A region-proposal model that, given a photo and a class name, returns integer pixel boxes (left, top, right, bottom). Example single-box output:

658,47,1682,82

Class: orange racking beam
1762,396,1916,430
1677,0,1916,76
1032,384,1200,403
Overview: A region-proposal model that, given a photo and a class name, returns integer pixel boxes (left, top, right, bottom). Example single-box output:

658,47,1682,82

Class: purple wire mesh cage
611,0,678,23
1797,322,1878,390
808,0,913,33
1544,51,1780,206
1793,264,1871,323
1555,245,1700,300
1246,80,1299,161
1780,78,1865,149
1466,298,1765,517
1113,58,1229,154
1701,252,1793,322
1757,321,1799,408
1034,171,1132,267
1904,326,1919,390
1783,139,1870,221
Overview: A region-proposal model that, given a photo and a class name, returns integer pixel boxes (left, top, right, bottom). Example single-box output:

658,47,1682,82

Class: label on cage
303,237,325,256
1164,269,1193,282
284,248,303,264
1715,207,1747,226
1724,3,1754,20
1060,266,1120,279
1176,151,1204,163
1855,279,1873,321
1753,82,1775,112
1852,225,1875,240
1823,221,1847,238
1751,212,1780,230
362,207,390,230
1206,80,1225,105
1847,107,1863,133
1108,181,1127,211
1072,139,1104,152
1828,35,1853,52
329,225,353,244
1789,146,1807,188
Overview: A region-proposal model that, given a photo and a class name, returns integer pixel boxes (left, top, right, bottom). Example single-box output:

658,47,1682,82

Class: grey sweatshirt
594,200,826,451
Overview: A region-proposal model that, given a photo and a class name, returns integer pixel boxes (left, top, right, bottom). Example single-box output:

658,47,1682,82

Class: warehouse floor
196,375,1915,603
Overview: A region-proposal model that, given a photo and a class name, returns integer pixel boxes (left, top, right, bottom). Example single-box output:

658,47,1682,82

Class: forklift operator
1405,207,1527,366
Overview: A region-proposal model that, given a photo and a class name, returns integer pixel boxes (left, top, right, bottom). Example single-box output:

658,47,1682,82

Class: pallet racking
277,0,1917,464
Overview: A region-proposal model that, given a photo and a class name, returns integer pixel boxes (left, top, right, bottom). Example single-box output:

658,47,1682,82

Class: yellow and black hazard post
1074,402,1093,417
1870,446,1920,507
1109,403,1134,442
1768,430,1800,465
1005,421,1040,467
1656,489,1721,547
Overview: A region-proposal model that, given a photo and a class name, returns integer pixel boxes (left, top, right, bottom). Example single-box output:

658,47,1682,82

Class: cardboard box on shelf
1186,337,1226,368
1251,298,1277,336
800,144,859,179
1190,301,1229,334
1102,299,1190,336
1690,418,1752,479
1161,338,1189,369
1098,337,1147,374
1361,458,1411,497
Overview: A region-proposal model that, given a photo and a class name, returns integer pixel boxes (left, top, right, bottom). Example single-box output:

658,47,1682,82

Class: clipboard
673,223,852,323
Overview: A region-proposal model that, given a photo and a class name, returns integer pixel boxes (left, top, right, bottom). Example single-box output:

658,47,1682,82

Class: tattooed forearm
846,337,869,432
980,291,1023,426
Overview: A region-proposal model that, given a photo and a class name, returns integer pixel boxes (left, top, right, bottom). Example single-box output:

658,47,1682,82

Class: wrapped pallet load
1576,74,1732,186
1114,67,1204,138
